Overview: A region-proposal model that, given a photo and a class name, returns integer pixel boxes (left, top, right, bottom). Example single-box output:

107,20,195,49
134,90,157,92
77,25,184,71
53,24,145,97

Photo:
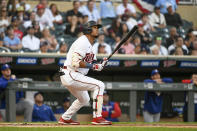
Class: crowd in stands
0,0,196,55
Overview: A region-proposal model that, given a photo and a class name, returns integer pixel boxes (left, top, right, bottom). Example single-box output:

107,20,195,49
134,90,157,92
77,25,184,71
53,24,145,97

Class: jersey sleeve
111,102,121,118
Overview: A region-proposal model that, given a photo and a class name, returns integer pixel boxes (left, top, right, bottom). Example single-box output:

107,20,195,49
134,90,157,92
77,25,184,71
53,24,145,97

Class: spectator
32,92,56,122
35,4,54,31
138,13,152,33
3,26,22,51
22,26,40,52
126,16,137,30
150,36,168,55
155,0,177,14
100,0,116,19
116,0,136,19
191,50,197,56
143,69,173,122
57,41,68,54
93,33,112,55
102,91,121,122
182,74,197,122
168,35,188,55
135,24,152,46
16,6,29,22
7,0,16,16
41,28,58,52
39,40,49,53
116,37,135,54
55,97,70,114
0,7,10,30
165,27,178,48
0,28,4,47
191,40,197,54
0,0,7,8
16,0,31,12
97,44,107,54
118,23,129,38
65,15,80,37
83,0,101,24
173,47,184,55
151,46,159,55
0,64,33,122
148,6,166,29
164,3,182,28
11,16,24,40
32,21,43,39
23,11,36,29
49,3,63,25
66,1,83,24
184,29,196,54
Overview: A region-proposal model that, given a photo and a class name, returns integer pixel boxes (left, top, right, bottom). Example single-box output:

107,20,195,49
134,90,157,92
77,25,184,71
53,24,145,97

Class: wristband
85,63,93,69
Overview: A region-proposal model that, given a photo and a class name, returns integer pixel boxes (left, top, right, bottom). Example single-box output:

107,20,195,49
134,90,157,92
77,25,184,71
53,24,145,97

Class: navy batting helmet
83,21,102,34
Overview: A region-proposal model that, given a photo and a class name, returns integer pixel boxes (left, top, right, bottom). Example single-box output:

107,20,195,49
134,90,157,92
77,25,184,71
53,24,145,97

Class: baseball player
58,21,112,125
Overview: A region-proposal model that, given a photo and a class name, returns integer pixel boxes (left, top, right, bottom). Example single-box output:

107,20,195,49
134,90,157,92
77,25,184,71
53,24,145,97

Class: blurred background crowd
0,0,196,56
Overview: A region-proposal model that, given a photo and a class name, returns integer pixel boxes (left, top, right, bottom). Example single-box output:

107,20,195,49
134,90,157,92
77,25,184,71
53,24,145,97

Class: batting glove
102,57,108,67
93,63,103,71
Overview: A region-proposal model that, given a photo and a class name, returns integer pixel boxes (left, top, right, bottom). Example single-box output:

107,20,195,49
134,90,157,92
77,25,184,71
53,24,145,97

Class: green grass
0,127,197,131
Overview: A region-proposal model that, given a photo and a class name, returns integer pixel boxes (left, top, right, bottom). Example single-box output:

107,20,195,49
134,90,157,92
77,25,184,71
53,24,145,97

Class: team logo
83,53,94,63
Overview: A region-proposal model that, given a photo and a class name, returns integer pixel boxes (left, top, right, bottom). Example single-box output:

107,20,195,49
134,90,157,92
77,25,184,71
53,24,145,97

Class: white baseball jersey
64,35,96,75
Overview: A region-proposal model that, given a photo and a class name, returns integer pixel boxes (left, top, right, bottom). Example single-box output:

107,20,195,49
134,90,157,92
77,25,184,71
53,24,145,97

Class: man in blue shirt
32,92,56,122
155,0,177,14
54,97,70,114
0,64,33,122
143,69,173,122
100,0,116,19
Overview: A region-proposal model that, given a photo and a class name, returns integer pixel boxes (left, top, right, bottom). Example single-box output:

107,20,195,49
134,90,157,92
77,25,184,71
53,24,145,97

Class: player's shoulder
74,35,90,47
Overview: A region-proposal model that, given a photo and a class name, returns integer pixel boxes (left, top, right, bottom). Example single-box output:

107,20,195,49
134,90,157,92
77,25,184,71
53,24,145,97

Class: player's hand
102,57,108,67
93,63,103,71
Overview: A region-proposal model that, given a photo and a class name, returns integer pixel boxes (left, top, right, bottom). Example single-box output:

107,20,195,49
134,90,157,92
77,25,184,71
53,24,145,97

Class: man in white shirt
93,33,112,54
149,6,166,29
23,12,36,29
83,0,101,24
35,4,54,31
150,36,168,55
22,26,40,51
116,0,136,18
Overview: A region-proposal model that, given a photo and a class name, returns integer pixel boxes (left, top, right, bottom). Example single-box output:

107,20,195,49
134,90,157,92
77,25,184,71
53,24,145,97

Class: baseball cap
40,41,49,47
34,92,43,98
37,4,45,9
63,97,70,102
166,2,172,9
154,6,160,10
103,91,108,95
151,69,159,76
1,64,10,71
16,6,24,12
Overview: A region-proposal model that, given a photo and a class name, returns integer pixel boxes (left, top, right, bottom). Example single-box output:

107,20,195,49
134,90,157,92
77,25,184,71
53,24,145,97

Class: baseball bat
107,25,138,60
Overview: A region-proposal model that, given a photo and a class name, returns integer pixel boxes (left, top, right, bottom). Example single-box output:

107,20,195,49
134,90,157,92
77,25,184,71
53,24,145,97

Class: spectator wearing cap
0,64,33,122
16,0,31,12
93,33,112,55
39,40,49,53
3,26,22,51
82,0,101,24
54,97,71,114
168,35,188,55
35,4,54,31
148,6,166,29
138,13,153,33
16,6,27,22
102,91,121,122
22,26,40,52
164,3,182,28
135,24,152,46
49,3,63,25
150,36,168,55
165,27,178,48
0,7,10,30
32,92,56,122
66,1,83,24
11,16,24,40
182,74,197,122
116,0,136,19
100,0,116,19
155,0,177,14
143,69,173,122
57,41,68,54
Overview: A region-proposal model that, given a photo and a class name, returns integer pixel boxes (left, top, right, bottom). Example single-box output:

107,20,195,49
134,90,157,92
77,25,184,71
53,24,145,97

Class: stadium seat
0,47,10,52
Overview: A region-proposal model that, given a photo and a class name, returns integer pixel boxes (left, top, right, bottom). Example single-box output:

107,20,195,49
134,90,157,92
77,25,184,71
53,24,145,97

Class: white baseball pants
60,69,105,120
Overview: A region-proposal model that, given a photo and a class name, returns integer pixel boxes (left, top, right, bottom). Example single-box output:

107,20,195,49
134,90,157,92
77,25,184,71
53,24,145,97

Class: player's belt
63,66,80,73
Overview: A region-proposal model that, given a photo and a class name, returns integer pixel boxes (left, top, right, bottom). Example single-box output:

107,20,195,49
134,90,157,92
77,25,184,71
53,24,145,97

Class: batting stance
58,21,112,125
